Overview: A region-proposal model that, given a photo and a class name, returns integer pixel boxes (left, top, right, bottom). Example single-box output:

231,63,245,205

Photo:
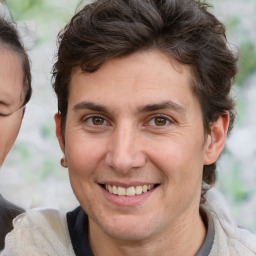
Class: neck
89,207,207,256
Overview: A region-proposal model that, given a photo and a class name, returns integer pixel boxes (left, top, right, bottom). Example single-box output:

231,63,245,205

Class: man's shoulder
1,208,75,256
0,194,25,250
205,189,256,256
13,207,67,230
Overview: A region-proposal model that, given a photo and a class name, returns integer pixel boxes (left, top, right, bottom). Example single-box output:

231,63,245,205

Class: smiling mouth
103,184,159,196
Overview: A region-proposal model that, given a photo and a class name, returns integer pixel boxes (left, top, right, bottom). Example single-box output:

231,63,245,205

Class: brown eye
91,116,105,125
154,117,167,126
148,115,171,127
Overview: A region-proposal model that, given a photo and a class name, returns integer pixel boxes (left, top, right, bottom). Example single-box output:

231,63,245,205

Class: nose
105,125,146,173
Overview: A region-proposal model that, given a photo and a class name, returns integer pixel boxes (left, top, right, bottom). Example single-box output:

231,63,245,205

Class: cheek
66,138,106,214
65,134,107,177
8,117,22,145
0,112,22,163
148,137,204,182
4,114,21,137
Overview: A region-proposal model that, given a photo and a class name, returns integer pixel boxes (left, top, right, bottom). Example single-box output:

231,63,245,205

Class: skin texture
0,49,24,166
55,50,229,256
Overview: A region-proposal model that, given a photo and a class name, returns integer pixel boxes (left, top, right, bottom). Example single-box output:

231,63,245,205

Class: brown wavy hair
52,0,238,201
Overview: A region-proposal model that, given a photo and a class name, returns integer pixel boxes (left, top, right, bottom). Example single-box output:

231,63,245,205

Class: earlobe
54,112,65,154
204,111,230,165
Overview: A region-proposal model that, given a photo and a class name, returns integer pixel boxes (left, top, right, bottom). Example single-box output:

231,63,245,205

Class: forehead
69,50,198,110
0,48,24,112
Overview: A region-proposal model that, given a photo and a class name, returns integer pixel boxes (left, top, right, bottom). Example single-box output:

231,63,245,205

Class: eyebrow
73,102,109,113
137,101,186,114
73,100,186,114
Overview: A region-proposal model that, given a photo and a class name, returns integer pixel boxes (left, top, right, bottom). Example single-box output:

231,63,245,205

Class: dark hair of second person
0,18,31,106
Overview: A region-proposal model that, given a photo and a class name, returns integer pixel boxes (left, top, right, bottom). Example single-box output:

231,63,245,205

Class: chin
105,226,152,241
99,215,159,242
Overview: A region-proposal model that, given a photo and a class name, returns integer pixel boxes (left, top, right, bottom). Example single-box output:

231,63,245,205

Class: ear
54,112,65,154
204,111,229,165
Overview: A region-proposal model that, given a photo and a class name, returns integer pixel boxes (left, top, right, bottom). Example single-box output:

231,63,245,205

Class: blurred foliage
40,160,55,180
7,0,43,15
226,16,240,32
12,143,31,162
231,87,247,127
236,43,256,85
40,123,56,139
229,163,250,203
223,4,256,131
223,5,256,87
6,0,79,43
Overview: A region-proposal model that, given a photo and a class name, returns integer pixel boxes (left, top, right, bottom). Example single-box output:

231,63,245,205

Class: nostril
105,150,146,173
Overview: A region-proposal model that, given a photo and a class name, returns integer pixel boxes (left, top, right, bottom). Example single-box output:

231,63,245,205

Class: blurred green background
1,0,256,231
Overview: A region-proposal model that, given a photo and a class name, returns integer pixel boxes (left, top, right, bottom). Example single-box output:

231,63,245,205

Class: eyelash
82,114,109,127
146,114,174,127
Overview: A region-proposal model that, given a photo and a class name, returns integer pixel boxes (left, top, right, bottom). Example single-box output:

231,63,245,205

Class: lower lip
99,185,157,206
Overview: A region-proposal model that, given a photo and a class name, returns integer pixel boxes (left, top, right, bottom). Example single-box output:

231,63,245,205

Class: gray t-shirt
196,208,215,256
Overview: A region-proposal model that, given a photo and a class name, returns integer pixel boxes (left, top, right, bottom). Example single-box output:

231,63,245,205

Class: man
2,0,256,255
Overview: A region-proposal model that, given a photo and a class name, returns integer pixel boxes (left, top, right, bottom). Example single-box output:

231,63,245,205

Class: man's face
0,49,24,166
56,50,222,241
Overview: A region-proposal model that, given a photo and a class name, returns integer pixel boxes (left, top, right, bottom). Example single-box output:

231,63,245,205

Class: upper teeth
105,184,154,196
